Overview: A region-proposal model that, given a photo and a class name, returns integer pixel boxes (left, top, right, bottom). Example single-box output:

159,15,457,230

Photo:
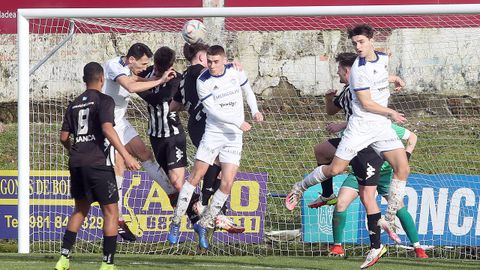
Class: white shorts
114,119,139,145
196,132,243,166
335,118,404,161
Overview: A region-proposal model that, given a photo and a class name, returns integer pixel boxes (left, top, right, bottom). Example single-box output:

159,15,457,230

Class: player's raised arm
325,89,341,115
238,70,263,123
115,69,175,93
388,75,406,91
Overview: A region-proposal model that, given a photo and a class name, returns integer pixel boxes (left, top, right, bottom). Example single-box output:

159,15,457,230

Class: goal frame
17,3,480,254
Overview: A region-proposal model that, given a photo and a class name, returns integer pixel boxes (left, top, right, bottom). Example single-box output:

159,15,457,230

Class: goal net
14,5,480,258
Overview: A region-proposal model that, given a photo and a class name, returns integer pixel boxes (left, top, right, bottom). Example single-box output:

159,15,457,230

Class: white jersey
197,63,259,134
102,56,132,125
349,51,390,122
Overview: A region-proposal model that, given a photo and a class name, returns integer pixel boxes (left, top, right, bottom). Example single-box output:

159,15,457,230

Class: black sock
321,178,333,197
186,193,201,224
318,163,333,197
202,164,221,205
168,192,179,207
367,212,381,249
220,202,228,215
61,230,77,257
103,235,117,264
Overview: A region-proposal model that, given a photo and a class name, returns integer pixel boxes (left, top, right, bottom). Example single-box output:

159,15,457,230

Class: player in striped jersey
170,42,245,233
168,45,263,249
137,46,200,225
103,43,177,241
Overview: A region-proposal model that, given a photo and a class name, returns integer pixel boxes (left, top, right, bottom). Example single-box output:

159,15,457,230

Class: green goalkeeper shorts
340,170,394,196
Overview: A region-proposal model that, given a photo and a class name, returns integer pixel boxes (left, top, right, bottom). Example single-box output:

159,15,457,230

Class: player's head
154,46,176,76
348,24,375,59
183,42,209,67
335,52,357,84
206,45,227,76
126,43,153,75
82,62,104,89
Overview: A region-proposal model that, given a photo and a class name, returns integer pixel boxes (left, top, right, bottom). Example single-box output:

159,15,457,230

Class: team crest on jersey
82,97,87,101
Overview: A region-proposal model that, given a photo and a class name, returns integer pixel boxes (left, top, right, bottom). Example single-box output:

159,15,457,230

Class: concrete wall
1,26,479,102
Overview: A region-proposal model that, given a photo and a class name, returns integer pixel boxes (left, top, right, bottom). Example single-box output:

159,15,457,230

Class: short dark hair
206,45,226,57
82,62,104,84
183,42,209,62
126,43,153,60
335,52,357,68
347,24,375,39
154,46,176,75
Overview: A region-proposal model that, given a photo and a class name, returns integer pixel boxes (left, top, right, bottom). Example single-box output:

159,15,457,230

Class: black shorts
327,138,341,148
328,137,382,186
150,133,187,173
188,119,206,149
350,147,383,186
69,165,118,205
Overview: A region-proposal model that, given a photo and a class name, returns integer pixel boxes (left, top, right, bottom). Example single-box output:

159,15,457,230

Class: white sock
172,181,196,224
300,165,327,191
199,190,229,228
142,160,176,195
385,179,406,222
115,175,124,220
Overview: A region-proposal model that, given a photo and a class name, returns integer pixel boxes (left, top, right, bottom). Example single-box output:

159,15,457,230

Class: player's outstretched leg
360,244,387,269
215,214,245,233
285,166,327,210
396,207,428,258
377,217,401,244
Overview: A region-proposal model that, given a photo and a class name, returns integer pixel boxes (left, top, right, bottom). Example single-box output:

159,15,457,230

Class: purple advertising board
0,170,267,243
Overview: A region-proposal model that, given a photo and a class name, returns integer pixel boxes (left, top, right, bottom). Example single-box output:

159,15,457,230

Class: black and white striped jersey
175,64,207,127
333,84,353,120
138,66,184,138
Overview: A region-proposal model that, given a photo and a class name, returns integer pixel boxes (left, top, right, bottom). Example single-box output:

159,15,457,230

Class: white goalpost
16,4,480,257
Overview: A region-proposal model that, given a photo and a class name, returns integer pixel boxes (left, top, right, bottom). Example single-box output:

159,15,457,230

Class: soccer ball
182,19,206,44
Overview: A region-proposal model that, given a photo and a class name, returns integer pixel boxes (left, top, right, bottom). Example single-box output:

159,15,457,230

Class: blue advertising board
302,173,480,246
0,170,267,243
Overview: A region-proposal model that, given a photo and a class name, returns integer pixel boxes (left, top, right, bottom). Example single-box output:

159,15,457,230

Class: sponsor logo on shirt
75,134,96,143
214,88,240,100
219,101,237,108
